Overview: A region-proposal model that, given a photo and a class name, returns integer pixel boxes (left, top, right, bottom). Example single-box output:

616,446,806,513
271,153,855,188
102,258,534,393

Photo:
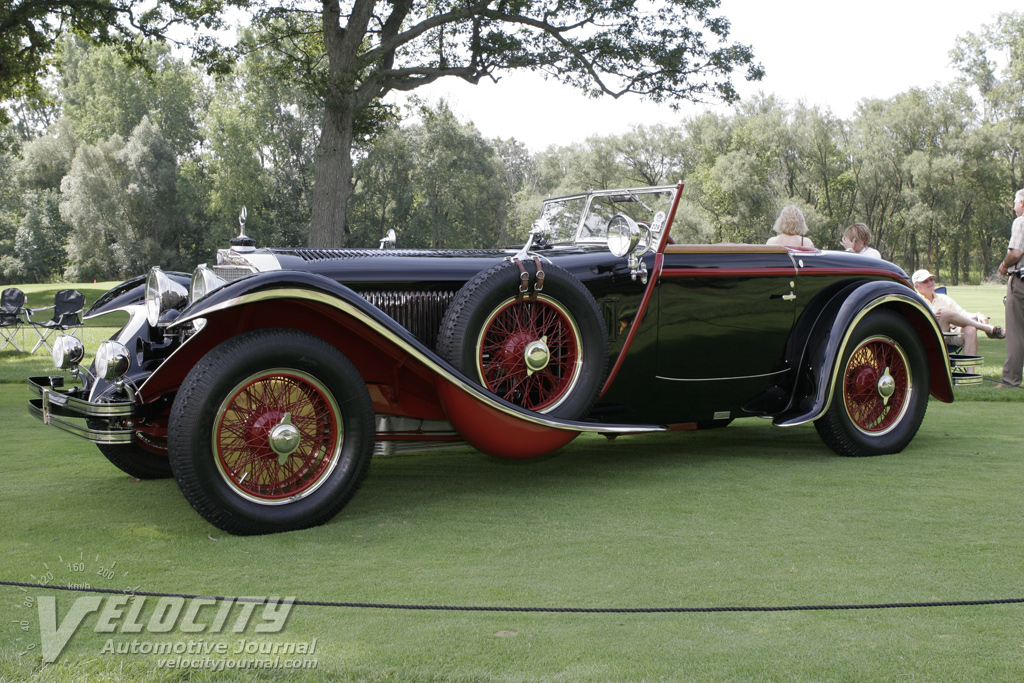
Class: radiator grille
211,265,256,281
356,289,457,348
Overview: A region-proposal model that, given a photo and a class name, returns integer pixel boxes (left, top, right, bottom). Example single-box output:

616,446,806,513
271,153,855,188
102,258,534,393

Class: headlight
190,264,227,304
52,335,85,370
607,214,641,258
95,340,131,381
146,267,188,327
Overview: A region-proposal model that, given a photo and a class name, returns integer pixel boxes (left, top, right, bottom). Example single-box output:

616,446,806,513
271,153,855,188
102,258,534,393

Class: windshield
538,187,678,246
538,195,588,242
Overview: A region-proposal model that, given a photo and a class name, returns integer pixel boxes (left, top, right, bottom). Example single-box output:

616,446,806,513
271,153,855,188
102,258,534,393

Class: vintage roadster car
29,184,972,535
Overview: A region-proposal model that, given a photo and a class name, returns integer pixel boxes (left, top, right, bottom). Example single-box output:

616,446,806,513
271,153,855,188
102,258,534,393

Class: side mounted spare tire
437,259,609,420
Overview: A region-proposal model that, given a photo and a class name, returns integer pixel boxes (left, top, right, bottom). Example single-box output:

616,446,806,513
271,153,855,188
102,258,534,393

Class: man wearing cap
912,270,1004,366
996,188,1024,387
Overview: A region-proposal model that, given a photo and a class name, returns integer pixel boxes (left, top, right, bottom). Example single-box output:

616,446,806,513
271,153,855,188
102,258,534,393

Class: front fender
143,271,665,459
84,272,192,319
774,280,952,427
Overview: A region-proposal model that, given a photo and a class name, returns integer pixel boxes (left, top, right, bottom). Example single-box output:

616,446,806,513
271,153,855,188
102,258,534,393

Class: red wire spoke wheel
214,369,342,504
168,329,374,535
476,295,583,412
841,336,911,435
437,260,609,423
814,310,930,458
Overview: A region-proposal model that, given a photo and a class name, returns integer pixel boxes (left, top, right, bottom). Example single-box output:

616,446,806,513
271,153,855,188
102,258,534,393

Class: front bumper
28,376,135,444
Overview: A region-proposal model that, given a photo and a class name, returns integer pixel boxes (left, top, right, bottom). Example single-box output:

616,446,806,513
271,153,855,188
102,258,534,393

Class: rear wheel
814,310,929,457
168,329,374,535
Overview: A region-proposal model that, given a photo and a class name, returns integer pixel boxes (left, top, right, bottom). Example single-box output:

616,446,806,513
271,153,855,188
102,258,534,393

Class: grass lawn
1,283,1024,681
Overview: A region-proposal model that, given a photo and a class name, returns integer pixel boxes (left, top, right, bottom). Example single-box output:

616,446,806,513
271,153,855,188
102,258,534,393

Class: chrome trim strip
174,287,666,436
948,354,984,368
28,398,135,444
29,378,135,417
655,369,790,382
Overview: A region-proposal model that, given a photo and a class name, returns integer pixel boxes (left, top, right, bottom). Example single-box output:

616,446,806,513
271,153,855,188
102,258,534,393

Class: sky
397,0,1021,150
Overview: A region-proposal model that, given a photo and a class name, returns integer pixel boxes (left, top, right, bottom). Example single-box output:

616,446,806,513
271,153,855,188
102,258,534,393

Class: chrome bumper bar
27,376,135,444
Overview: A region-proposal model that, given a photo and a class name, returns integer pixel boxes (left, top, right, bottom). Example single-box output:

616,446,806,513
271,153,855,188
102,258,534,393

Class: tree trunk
308,103,357,248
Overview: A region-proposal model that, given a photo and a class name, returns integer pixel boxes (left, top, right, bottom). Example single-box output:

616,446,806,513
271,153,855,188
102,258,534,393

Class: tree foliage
0,0,230,122
2,12,1024,288
61,116,179,280
349,100,508,248
245,0,763,247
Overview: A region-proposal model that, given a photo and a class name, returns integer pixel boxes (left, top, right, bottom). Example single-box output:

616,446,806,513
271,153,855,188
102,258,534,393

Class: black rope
3,579,1024,614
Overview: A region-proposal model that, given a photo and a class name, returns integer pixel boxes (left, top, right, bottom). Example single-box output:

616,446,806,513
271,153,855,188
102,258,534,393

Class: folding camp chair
27,289,86,354
0,287,27,352
933,286,984,385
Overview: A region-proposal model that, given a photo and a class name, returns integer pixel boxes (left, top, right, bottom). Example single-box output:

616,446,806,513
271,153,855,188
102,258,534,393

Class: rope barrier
3,579,1024,614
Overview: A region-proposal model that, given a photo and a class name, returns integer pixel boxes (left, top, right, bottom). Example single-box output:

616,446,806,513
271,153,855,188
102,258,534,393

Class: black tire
168,329,375,535
814,309,930,457
437,260,608,420
93,435,173,480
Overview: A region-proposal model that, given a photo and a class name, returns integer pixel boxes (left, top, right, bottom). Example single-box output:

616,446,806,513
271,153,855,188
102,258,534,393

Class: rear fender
774,280,952,427
142,271,665,459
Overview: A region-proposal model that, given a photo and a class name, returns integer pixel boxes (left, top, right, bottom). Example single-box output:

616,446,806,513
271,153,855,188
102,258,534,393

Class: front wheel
814,310,930,457
94,438,173,480
168,329,375,535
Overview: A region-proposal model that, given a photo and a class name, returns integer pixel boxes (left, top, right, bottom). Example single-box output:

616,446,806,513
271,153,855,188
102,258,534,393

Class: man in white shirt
911,269,1003,364
996,188,1024,387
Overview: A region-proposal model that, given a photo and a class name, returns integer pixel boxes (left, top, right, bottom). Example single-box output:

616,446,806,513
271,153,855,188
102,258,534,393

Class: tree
0,189,68,281
349,101,507,248
788,104,854,240
58,37,205,155
242,0,761,247
17,116,79,190
0,0,228,122
951,11,1024,229
201,25,322,251
61,116,180,280
615,123,687,187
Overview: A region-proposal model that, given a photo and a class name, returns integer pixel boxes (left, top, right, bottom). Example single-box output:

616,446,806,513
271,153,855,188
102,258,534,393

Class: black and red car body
28,183,971,534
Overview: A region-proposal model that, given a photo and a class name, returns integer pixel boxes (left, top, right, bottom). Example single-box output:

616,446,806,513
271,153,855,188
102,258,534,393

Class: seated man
911,270,1004,370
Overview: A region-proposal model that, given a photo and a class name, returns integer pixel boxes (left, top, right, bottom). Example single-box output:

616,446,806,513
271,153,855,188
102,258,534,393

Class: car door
654,245,799,420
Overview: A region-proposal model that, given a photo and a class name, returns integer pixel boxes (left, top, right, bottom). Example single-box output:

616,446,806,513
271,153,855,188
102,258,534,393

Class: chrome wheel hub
523,336,550,376
269,413,301,464
877,368,895,405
